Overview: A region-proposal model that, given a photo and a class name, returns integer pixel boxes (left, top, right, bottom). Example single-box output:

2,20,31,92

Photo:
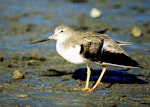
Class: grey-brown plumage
79,34,141,68
30,25,142,92
61,29,140,68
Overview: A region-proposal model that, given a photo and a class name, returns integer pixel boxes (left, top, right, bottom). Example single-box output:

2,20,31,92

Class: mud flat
0,0,150,106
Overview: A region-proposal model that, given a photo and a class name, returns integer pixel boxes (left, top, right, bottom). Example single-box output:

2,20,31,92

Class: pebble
90,8,102,18
131,27,142,37
17,94,30,98
13,70,24,79
0,54,4,61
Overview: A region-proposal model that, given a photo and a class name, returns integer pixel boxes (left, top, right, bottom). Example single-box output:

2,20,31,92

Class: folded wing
79,35,141,68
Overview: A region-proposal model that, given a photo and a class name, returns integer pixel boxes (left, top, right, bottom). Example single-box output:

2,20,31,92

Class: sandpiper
30,25,142,92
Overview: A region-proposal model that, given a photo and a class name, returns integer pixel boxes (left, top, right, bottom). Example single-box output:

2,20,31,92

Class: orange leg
73,64,91,91
87,65,106,92
81,65,91,91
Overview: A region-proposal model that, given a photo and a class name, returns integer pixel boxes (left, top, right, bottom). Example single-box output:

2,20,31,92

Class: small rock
13,70,24,79
131,27,142,37
17,94,30,98
90,8,102,18
0,54,4,62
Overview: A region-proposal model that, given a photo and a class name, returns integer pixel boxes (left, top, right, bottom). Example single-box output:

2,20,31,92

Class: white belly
56,44,88,64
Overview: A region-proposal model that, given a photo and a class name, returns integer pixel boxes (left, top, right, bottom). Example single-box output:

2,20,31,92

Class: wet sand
0,0,150,106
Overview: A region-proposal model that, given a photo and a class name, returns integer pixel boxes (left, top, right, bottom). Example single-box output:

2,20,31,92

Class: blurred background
0,0,149,56
0,0,150,106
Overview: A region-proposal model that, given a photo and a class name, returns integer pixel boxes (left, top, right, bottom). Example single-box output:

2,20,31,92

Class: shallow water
0,0,150,106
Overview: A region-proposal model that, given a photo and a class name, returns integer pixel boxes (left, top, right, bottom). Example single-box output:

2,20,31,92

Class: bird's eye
60,30,63,33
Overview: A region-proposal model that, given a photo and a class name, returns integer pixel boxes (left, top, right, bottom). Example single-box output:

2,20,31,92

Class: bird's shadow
72,68,148,85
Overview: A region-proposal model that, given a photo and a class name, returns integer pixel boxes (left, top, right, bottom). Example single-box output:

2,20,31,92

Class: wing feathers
114,40,132,46
66,31,141,68
79,37,141,68
100,50,141,68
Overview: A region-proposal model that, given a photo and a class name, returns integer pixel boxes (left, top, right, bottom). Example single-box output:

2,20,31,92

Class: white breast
56,42,88,64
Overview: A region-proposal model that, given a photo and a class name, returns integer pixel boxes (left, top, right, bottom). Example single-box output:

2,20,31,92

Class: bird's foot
72,87,90,91
81,87,90,91
87,82,103,92
73,82,103,92
98,81,103,85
